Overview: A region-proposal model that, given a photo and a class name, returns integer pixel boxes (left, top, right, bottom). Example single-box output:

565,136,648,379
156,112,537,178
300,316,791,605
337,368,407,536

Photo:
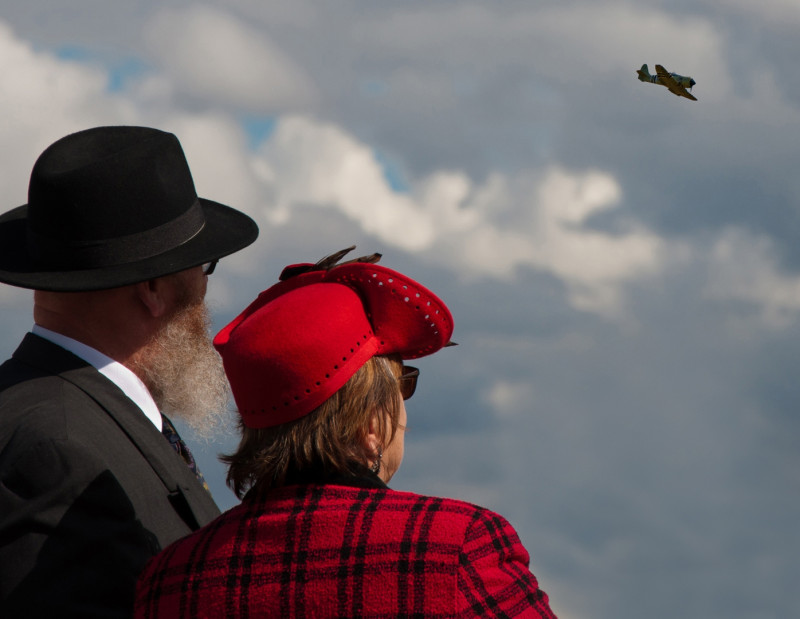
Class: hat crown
221,283,380,428
28,126,198,246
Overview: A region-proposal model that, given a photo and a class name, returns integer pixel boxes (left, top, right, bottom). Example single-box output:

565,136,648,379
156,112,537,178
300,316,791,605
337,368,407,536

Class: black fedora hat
0,126,259,291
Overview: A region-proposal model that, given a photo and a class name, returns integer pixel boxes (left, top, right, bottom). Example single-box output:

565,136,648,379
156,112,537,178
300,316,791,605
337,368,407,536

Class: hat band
27,200,206,270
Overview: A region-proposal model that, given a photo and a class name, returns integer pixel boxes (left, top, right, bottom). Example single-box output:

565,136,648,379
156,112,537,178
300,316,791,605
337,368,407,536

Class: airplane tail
636,64,651,82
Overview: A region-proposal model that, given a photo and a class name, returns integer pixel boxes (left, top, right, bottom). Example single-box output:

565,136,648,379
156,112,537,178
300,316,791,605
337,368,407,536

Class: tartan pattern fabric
161,413,210,493
135,484,557,618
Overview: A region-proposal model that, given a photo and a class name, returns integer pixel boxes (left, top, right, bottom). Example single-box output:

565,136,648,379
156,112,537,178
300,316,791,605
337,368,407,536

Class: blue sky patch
241,116,277,149
56,45,148,93
375,150,410,193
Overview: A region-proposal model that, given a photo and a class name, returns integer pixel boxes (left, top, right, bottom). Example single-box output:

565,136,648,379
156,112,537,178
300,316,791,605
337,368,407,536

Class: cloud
252,115,665,315
0,15,668,318
724,0,800,25
0,21,135,202
348,3,727,93
0,18,269,230
143,5,316,113
0,18,274,307
526,4,724,77
252,116,436,247
484,379,535,418
0,20,136,299
705,228,800,327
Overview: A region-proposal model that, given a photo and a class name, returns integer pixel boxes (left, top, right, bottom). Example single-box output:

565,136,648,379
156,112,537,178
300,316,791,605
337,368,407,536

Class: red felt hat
213,248,454,428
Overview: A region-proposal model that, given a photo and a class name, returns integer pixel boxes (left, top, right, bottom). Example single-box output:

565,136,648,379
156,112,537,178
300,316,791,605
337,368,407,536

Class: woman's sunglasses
399,366,419,400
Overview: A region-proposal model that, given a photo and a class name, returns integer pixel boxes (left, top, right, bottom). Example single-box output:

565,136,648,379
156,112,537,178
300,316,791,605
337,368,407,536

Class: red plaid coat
135,482,556,618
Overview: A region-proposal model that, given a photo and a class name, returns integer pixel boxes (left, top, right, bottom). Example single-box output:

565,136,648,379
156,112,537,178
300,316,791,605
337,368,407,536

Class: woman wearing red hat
135,248,557,618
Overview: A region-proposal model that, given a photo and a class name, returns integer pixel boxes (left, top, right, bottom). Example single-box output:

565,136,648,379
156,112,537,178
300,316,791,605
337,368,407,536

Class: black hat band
27,200,206,270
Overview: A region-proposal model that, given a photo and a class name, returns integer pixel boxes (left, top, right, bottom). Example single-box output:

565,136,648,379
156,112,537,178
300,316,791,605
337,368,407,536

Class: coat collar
245,465,388,503
31,325,162,430
284,466,388,490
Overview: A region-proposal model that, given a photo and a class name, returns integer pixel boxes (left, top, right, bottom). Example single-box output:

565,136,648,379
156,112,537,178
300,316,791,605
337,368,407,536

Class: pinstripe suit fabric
136,483,556,618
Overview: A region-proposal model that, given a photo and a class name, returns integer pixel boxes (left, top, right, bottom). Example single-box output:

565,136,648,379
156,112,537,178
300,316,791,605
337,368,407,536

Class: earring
370,447,383,474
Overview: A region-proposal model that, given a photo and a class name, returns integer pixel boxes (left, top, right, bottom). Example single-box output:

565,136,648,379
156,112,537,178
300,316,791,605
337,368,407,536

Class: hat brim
0,198,258,291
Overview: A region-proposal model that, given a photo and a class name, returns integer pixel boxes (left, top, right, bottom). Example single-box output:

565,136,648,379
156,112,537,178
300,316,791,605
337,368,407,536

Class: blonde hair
222,355,403,498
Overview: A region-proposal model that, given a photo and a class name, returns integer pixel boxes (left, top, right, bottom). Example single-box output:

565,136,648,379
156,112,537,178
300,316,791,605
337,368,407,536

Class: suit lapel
12,333,220,527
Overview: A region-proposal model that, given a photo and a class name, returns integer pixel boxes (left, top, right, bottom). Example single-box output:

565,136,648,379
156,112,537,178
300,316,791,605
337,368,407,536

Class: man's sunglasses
399,366,419,400
202,260,218,275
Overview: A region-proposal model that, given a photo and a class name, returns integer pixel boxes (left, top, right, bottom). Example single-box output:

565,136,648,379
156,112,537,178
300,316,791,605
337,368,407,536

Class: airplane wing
655,64,697,101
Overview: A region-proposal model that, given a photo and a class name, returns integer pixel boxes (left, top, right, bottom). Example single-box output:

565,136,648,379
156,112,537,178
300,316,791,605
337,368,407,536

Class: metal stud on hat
213,247,455,429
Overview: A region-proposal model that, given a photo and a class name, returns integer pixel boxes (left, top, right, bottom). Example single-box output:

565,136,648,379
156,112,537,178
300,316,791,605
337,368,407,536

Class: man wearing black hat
0,126,259,617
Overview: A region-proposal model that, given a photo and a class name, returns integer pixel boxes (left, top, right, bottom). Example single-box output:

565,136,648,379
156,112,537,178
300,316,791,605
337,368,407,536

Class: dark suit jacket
0,333,221,618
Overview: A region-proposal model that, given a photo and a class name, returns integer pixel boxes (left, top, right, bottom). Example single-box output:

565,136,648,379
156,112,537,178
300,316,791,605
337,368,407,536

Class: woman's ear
364,413,383,459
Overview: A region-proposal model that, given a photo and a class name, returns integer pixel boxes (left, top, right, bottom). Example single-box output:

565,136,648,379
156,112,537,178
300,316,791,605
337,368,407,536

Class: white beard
136,300,230,440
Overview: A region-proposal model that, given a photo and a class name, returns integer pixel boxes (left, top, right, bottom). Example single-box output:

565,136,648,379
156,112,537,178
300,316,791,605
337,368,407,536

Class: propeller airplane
636,64,697,101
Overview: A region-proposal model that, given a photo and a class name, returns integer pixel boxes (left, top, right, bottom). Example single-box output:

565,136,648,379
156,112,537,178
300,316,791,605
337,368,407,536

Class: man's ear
135,279,169,318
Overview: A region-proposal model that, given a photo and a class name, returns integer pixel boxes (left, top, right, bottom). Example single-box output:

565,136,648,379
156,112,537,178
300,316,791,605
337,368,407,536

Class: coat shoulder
380,487,508,527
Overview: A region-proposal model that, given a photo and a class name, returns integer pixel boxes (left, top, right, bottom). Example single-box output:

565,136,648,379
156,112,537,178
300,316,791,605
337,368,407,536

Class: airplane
636,64,697,101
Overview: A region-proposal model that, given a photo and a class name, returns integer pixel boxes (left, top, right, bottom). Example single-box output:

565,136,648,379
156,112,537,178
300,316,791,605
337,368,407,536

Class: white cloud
0,21,133,302
252,115,665,315
705,228,800,328
0,19,265,226
0,15,667,318
485,379,535,418
160,114,261,219
0,18,272,307
144,5,316,112
0,21,137,207
522,167,664,313
253,116,436,249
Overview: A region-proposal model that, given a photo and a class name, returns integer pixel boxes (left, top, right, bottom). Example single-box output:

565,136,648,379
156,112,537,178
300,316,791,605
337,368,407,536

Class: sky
1,1,799,617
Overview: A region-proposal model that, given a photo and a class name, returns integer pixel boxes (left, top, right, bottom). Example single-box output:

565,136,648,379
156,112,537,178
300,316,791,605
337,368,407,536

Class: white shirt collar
31,324,162,431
